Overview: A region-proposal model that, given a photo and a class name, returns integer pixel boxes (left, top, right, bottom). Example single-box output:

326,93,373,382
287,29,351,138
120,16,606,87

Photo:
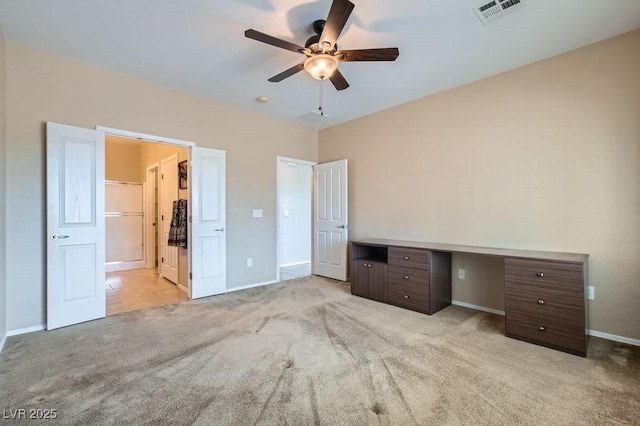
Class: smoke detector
474,0,525,25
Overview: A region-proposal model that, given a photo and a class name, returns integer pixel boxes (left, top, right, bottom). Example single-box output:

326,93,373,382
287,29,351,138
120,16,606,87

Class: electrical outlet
458,269,465,280
587,286,594,300
247,258,253,267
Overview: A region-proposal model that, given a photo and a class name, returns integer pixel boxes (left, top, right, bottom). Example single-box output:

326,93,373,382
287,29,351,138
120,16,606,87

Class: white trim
8,324,46,337
145,163,160,270
276,156,316,283
106,260,146,272
0,335,6,354
279,261,312,268
97,126,196,147
226,280,278,293
588,330,640,347
277,156,317,167
451,300,505,316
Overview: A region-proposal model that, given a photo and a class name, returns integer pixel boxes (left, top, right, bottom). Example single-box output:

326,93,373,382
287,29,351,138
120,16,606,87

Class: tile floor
106,268,188,316
279,262,312,281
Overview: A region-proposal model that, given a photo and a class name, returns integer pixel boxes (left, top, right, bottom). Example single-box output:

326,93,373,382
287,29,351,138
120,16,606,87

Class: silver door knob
538,299,545,305
403,295,409,299
50,234,70,240
214,227,224,232
404,256,409,260
536,272,544,277
336,225,348,229
404,275,409,280
539,326,545,332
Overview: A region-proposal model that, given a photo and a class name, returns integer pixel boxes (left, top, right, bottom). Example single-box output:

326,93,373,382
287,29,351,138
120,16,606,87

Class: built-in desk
351,239,590,356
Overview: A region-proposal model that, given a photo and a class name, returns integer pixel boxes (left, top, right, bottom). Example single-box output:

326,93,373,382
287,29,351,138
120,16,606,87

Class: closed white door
191,147,226,298
46,122,106,330
313,160,348,281
160,154,179,284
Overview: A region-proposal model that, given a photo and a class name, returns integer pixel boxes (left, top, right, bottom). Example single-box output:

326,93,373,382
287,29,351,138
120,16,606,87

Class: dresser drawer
506,309,586,354
505,258,584,293
388,247,429,270
388,266,428,287
387,279,428,313
505,284,584,324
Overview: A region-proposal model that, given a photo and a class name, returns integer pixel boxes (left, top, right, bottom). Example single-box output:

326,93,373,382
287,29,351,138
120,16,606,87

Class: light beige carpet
1,276,638,425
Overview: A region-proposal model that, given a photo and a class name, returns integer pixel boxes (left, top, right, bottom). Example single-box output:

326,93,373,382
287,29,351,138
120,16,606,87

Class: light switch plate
588,286,594,300
252,209,263,218
283,209,289,217
458,269,465,280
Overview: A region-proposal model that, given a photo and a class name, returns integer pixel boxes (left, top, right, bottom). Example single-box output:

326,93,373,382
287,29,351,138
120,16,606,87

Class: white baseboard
226,280,278,293
8,324,46,337
106,260,146,272
451,300,505,316
279,261,311,268
0,334,6,354
450,301,640,347
588,330,640,347
178,284,188,293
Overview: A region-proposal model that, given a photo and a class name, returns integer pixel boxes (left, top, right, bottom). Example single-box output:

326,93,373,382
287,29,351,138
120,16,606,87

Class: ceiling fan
245,0,399,91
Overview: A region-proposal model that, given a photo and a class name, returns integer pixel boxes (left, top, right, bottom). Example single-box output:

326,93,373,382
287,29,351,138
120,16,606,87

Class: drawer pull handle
538,299,545,305
536,272,544,277
404,275,409,280
404,256,410,260
403,295,409,299
363,263,368,268
539,326,545,332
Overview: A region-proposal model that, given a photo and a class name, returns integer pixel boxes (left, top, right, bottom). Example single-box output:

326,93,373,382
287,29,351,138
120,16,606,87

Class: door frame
276,156,316,282
145,163,160,270
97,126,196,298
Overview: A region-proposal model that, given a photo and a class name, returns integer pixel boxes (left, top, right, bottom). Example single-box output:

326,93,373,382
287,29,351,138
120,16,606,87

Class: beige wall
5,44,318,331
0,28,7,342
105,137,143,182
320,30,640,340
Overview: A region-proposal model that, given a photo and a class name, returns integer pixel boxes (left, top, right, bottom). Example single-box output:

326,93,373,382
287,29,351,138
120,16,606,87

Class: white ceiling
0,0,639,129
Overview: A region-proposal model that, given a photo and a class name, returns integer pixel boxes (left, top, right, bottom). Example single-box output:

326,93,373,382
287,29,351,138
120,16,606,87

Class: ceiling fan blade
268,63,305,82
245,29,305,54
338,48,400,62
329,69,349,91
320,0,355,49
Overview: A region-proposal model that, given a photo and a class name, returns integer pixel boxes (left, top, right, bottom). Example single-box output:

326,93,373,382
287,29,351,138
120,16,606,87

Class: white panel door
191,147,226,298
313,159,348,281
46,122,106,330
160,154,179,284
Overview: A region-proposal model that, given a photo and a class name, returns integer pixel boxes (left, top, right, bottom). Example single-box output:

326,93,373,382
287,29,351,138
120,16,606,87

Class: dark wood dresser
351,239,589,356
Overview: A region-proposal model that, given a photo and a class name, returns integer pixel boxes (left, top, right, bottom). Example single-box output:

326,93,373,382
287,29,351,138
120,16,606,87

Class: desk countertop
351,238,589,263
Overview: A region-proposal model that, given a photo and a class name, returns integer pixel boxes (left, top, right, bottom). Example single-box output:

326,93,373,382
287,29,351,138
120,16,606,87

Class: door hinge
189,272,192,280
161,174,164,179
189,215,192,223
161,257,164,263
161,214,164,220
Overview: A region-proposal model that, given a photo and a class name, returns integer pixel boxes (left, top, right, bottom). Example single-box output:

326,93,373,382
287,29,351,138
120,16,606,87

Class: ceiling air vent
474,0,524,25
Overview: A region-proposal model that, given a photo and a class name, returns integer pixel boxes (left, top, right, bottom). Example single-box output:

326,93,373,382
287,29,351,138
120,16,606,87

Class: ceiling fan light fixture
304,54,338,80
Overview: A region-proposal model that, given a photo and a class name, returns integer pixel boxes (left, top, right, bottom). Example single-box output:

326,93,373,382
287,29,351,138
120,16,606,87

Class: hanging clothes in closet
168,199,188,248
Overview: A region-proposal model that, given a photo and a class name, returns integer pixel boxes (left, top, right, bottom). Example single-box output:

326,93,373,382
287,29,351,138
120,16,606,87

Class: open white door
47,122,106,330
313,159,348,281
190,147,226,298
160,154,179,284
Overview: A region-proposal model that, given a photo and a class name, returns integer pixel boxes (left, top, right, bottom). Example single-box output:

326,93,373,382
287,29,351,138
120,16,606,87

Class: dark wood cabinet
504,257,587,356
350,238,589,357
351,242,451,315
351,259,387,302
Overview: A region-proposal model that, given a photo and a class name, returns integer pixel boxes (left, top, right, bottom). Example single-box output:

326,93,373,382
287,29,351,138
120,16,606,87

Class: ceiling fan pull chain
319,80,325,116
